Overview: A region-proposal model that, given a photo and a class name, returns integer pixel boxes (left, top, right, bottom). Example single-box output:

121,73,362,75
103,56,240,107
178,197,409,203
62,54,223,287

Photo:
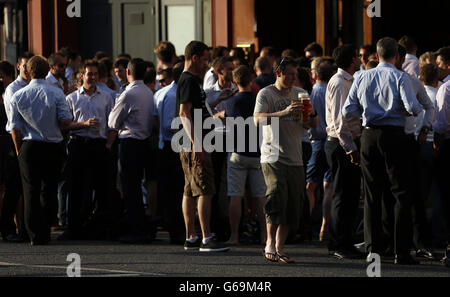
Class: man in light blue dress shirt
10,56,98,246
343,37,423,265
58,59,116,241
153,64,185,244
108,58,154,244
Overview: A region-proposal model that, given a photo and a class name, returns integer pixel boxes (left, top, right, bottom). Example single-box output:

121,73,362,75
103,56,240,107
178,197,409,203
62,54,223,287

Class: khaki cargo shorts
180,151,216,197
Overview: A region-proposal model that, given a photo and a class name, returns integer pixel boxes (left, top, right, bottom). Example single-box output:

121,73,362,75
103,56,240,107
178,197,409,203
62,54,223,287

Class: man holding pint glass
254,56,316,263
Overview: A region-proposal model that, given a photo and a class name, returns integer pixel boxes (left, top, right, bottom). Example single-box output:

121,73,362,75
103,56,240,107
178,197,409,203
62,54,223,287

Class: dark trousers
435,139,450,243
67,137,109,234
18,141,62,243
325,137,361,251
119,138,148,235
381,135,431,250
0,137,25,237
159,142,185,240
360,127,413,255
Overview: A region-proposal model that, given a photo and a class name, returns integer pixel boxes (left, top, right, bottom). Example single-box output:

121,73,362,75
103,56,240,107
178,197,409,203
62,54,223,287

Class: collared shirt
402,54,420,77
309,82,328,140
343,62,423,128
97,82,117,102
65,66,74,82
154,81,177,149
205,80,238,113
325,68,361,154
46,72,64,91
66,86,114,139
203,67,217,90
432,80,450,139
108,80,154,140
10,79,72,143
415,85,438,142
4,76,28,132
404,73,435,135
444,74,450,83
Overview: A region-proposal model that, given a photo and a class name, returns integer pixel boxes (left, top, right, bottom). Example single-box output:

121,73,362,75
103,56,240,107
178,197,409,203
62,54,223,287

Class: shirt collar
213,80,237,91
444,74,450,83
377,62,397,70
127,80,145,89
29,79,47,85
337,68,354,81
46,72,60,83
79,86,100,96
16,75,27,85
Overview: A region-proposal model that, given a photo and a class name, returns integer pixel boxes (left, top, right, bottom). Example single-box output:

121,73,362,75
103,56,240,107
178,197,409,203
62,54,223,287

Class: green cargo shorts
261,162,306,229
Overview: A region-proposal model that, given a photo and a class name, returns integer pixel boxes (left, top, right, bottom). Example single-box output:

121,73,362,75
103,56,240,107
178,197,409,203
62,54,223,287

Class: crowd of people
0,35,448,267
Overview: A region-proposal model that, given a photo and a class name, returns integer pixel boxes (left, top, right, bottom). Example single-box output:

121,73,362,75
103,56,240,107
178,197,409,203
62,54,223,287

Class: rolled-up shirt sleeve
10,95,23,131
343,80,363,119
108,94,130,131
400,73,423,117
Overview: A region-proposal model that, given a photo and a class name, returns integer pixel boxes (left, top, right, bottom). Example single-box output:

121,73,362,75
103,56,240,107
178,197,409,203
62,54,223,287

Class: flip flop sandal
277,252,295,264
262,249,279,262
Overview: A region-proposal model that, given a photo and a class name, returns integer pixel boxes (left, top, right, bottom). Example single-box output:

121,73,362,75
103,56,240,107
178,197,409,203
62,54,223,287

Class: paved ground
0,230,448,278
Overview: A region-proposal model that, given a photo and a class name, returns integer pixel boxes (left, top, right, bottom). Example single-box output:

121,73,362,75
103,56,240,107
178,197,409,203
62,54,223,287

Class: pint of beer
299,93,311,123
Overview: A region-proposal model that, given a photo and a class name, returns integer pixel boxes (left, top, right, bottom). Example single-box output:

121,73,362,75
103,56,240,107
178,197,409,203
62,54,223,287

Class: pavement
0,230,449,278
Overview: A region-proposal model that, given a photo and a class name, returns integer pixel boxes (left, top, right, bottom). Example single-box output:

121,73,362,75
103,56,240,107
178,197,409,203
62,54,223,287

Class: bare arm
11,129,23,156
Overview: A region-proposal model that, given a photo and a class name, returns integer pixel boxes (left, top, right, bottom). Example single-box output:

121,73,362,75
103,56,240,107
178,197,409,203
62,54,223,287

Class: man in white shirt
399,36,420,77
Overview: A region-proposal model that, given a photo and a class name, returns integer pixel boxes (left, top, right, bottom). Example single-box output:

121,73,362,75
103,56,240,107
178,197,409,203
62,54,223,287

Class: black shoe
199,238,230,252
331,248,364,260
184,237,201,250
57,230,83,241
394,254,420,265
416,249,435,260
5,234,26,243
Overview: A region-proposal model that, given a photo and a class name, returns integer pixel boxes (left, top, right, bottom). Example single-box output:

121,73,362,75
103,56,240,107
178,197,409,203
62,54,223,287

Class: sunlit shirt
10,79,72,143
108,80,154,140
66,87,114,139
154,81,177,149
46,72,64,91
4,76,27,133
432,80,450,139
325,68,361,154
343,62,423,129
309,82,328,140
402,54,420,78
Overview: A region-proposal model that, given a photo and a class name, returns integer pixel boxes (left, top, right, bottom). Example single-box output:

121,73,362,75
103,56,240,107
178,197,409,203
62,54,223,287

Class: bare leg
275,224,290,255
306,182,318,215
255,197,267,245
197,195,212,239
227,196,242,245
320,181,334,234
182,195,197,239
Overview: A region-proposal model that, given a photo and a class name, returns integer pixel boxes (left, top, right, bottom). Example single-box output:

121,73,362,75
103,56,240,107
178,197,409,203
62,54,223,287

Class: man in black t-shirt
176,41,229,252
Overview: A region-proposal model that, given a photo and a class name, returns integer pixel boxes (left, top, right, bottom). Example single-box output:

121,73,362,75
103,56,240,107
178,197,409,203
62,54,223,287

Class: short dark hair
365,60,379,70
420,64,439,85
282,49,299,59
397,44,407,59
230,47,246,60
80,59,99,75
214,56,234,71
128,58,147,80
255,56,271,72
436,46,450,64
144,68,156,85
232,65,252,87
211,46,229,60
297,67,313,94
117,53,132,61
398,36,417,54
154,41,176,64
376,37,398,60
98,57,113,79
360,45,376,54
304,42,323,56
185,41,209,61
173,62,185,84
158,68,173,79
94,51,110,61
332,44,357,69
27,56,50,79
17,52,34,64
275,56,298,74
48,53,65,66
316,58,335,82
261,46,277,57
0,61,15,79
114,58,129,69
